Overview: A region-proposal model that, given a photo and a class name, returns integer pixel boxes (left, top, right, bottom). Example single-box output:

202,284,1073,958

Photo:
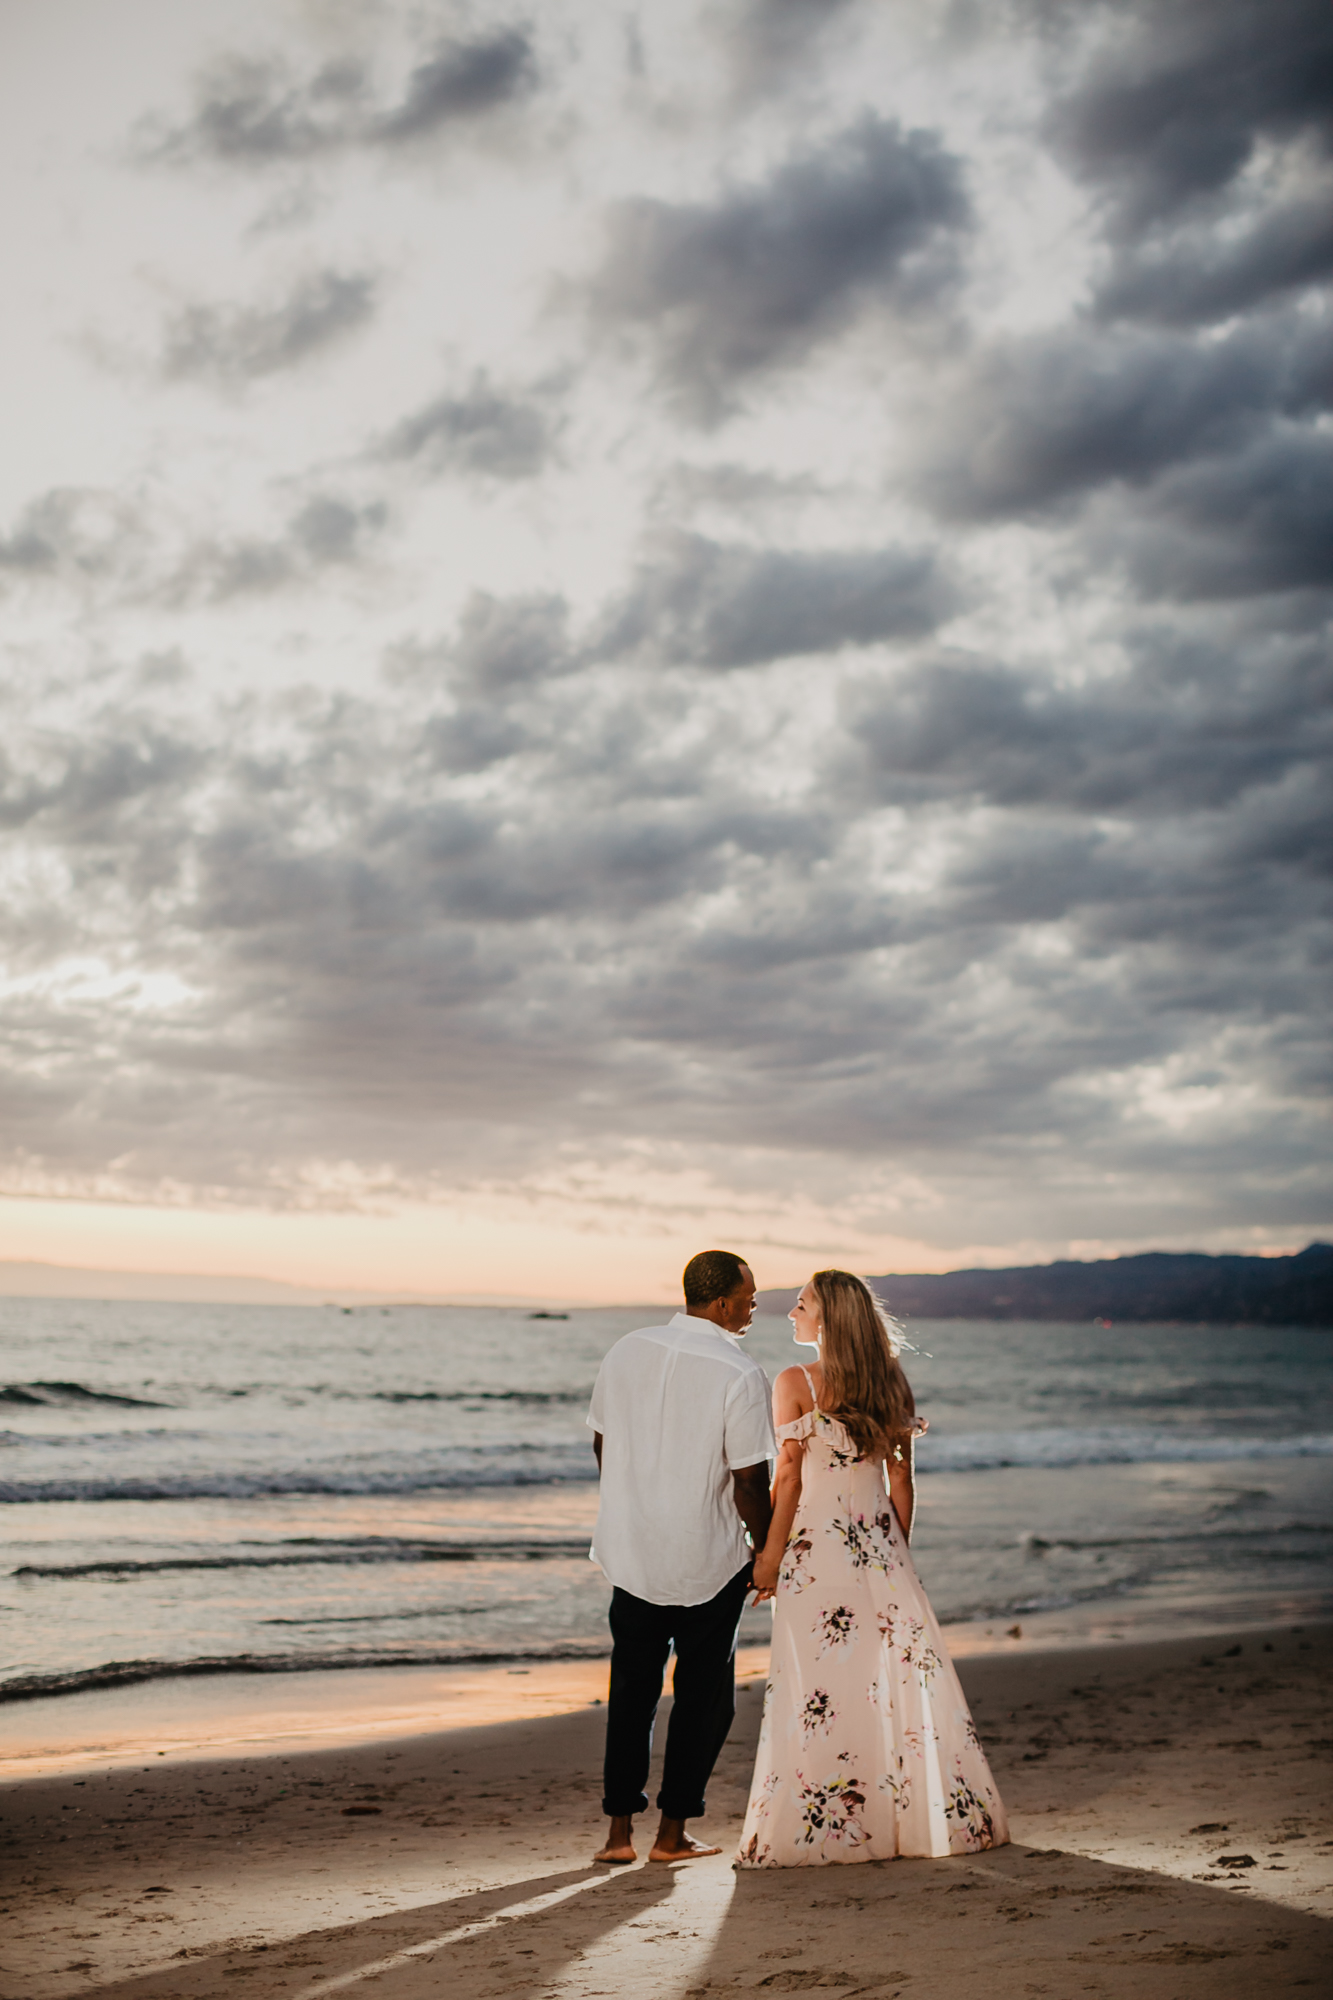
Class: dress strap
799,1363,819,1410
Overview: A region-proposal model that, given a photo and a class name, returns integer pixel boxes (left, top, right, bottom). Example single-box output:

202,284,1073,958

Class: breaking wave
923,1428,1333,1473
0,1640,613,1705
14,1537,593,1579
0,1380,167,1409
4,1426,1331,1503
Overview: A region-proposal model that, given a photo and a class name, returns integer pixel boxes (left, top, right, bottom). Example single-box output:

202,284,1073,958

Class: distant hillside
756,1243,1333,1327
0,1263,584,1309
0,1262,332,1305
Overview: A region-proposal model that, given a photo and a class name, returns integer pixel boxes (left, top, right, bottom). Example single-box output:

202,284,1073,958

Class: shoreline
6,1573,1330,1715
0,1640,615,1710
4,1587,1329,1783
2,1618,1329,1999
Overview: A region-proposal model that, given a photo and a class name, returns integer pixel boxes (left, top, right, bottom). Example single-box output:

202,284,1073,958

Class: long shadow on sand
75,1843,1333,2000
77,1859,680,1999
687,1841,1332,2000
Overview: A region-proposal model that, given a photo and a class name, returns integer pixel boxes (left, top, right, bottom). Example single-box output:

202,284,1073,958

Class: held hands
750,1552,781,1602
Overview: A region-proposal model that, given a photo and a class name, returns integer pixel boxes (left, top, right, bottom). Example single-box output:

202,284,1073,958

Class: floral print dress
737,1380,1008,1867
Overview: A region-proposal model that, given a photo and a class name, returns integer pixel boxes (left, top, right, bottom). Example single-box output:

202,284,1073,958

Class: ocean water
2,1298,1331,1700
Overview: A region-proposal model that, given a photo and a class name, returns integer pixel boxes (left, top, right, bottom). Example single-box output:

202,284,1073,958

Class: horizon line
0,1243,1314,1311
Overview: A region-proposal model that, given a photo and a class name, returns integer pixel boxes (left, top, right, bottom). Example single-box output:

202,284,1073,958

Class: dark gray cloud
372,27,538,143
0,719,205,845
593,532,952,667
839,635,1329,816
385,591,573,737
452,590,571,690
581,114,970,420
1047,0,1333,236
142,27,538,167
904,4,1333,638
141,54,362,166
160,270,377,382
0,488,148,587
916,310,1332,522
1042,0,1333,361
0,485,387,608
3,625,1327,1247
423,705,531,776
1098,426,1333,603
380,376,556,479
1092,183,1333,326
176,494,388,602
422,801,828,927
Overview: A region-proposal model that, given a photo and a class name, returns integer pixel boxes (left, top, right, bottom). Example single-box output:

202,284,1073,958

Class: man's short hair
683,1249,750,1311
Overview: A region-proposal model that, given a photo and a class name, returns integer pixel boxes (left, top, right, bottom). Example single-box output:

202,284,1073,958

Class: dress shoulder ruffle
775,1409,817,1444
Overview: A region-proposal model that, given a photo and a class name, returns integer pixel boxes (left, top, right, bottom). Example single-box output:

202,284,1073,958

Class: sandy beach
3,1620,1330,1999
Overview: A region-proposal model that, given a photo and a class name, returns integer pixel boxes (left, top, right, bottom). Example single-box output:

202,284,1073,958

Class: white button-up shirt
587,1311,776,1606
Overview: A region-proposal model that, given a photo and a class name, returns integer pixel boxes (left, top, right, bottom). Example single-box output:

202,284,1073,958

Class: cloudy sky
1,0,1329,1301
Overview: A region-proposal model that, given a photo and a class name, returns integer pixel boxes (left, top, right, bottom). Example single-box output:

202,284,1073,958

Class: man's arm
725,1364,777,1558
731,1462,772,1554
749,1366,811,1595
751,1442,803,1597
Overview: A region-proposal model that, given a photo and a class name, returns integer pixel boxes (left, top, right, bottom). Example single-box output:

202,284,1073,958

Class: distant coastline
758,1243,1333,1327
3,1244,1330,1322
0,1263,594,1310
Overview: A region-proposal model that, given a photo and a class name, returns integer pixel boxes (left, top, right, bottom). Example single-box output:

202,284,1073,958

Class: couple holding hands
588,1250,1008,1869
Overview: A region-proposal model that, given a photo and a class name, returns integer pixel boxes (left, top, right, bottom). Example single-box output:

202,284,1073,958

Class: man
588,1249,775,1864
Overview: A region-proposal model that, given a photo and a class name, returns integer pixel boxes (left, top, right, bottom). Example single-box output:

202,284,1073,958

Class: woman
736,1270,1008,1867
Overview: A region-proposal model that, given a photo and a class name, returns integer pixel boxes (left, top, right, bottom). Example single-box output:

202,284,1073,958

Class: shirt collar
669,1310,743,1349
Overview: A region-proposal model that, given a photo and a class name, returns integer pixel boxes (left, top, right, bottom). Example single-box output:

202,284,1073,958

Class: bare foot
594,1814,637,1865
649,1834,722,1863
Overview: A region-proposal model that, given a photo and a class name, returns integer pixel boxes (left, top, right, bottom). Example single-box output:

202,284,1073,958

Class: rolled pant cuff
602,1792,650,1817
657,1794,706,1819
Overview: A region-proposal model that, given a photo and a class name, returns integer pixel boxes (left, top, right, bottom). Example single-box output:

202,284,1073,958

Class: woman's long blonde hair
812,1269,917,1461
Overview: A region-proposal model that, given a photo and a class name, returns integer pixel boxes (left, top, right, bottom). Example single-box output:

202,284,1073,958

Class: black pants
601,1565,751,1821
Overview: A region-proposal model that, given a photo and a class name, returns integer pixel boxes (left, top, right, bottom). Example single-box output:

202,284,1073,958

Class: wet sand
2,1623,1330,1999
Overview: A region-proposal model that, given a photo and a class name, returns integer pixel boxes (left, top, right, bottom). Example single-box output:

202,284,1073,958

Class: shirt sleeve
724,1366,776,1469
